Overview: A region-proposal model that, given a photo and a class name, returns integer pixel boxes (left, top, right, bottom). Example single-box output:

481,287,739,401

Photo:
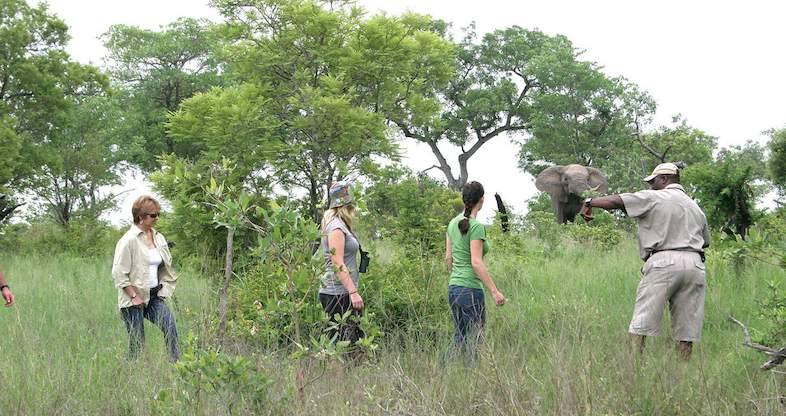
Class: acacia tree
390,26,636,190
102,17,222,169
0,0,107,222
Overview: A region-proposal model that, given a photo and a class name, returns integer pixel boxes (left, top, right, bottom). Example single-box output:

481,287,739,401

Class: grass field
1,238,784,415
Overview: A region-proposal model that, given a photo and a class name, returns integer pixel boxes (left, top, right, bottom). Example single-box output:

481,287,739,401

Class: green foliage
525,192,553,215
564,223,625,250
521,72,652,176
363,166,462,253
716,214,786,346
767,127,786,192
0,217,122,257
360,249,447,339
27,95,121,225
207,0,452,219
755,282,786,346
523,211,563,254
522,210,624,253
0,0,108,221
152,156,272,267
103,17,222,170
606,118,718,192
683,142,769,238
154,335,281,415
229,264,327,348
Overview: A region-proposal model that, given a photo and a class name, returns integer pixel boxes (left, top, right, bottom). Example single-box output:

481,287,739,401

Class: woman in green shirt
443,181,505,364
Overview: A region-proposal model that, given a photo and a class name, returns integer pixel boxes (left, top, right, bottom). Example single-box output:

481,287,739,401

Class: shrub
154,334,283,415
565,222,625,250
0,218,122,257
363,166,462,254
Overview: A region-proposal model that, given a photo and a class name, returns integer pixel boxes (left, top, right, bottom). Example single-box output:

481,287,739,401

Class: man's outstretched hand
580,204,594,222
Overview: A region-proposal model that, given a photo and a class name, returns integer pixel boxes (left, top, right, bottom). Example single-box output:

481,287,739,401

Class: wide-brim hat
328,181,354,208
643,162,679,182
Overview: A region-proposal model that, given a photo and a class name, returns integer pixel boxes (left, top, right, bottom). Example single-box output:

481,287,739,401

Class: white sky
32,0,786,223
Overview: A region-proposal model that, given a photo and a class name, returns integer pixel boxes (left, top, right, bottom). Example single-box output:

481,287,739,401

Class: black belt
647,249,705,263
150,284,163,297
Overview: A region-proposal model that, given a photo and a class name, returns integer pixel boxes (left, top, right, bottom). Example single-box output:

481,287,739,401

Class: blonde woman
318,181,364,345
112,196,179,361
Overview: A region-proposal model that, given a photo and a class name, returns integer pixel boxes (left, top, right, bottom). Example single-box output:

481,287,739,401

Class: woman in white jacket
112,195,179,361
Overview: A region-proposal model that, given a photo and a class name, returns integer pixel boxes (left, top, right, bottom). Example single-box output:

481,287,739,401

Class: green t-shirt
447,214,490,289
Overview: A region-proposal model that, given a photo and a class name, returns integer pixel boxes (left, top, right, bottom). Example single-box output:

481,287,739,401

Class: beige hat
643,162,679,182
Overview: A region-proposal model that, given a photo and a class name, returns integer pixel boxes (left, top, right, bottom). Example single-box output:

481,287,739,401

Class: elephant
535,164,609,224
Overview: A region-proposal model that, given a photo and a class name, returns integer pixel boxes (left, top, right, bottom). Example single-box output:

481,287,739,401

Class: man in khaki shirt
580,163,710,360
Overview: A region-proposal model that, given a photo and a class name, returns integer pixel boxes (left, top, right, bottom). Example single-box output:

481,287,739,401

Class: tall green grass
1,237,784,415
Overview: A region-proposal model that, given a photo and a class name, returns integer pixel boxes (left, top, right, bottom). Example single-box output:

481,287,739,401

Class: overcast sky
32,0,786,223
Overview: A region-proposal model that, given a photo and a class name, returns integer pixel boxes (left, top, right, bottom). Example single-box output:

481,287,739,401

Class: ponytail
458,203,472,235
458,181,484,235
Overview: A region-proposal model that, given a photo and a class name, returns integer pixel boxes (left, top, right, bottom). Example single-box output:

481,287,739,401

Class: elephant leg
564,195,584,223
553,200,566,224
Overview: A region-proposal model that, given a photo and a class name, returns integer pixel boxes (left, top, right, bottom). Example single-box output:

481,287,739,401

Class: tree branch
729,316,786,370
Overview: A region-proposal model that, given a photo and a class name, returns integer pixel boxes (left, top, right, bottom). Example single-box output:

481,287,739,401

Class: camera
358,247,370,273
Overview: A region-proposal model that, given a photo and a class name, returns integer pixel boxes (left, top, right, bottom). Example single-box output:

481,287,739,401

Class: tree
102,17,222,169
208,0,453,221
390,25,644,191
683,141,769,239
29,95,121,226
518,73,654,175
767,127,786,195
0,0,107,222
152,84,280,257
603,117,718,192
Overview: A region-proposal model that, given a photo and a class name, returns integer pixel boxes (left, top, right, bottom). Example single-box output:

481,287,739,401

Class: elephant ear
587,167,609,194
535,166,567,202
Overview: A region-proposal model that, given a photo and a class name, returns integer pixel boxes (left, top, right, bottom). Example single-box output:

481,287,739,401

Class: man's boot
677,341,693,361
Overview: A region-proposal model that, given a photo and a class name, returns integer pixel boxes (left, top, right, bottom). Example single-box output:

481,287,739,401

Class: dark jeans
443,285,486,365
319,293,364,345
120,287,180,361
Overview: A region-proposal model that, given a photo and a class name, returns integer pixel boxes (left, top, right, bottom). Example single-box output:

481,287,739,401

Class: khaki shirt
620,184,710,261
111,225,177,309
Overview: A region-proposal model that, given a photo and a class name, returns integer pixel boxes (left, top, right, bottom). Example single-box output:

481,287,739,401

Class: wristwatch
583,197,593,207
0,284,8,291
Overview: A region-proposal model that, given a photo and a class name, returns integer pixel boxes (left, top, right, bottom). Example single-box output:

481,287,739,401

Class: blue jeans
443,285,486,365
120,289,180,361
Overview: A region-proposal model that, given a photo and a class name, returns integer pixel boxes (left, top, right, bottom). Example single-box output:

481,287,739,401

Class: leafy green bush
363,166,462,254
755,282,786,346
154,335,282,415
229,261,326,348
0,218,122,257
361,249,447,341
565,222,625,250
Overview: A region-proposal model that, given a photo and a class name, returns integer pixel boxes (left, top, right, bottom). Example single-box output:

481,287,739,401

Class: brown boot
677,341,693,361
632,334,646,355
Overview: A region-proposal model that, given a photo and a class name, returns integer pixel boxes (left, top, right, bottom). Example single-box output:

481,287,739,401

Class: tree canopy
0,0,108,222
